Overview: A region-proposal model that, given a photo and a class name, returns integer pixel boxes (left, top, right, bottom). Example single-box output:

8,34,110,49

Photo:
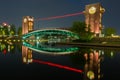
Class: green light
22,29,80,39
23,42,79,54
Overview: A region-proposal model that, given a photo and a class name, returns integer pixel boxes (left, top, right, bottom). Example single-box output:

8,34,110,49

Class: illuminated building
84,3,105,36
22,16,34,34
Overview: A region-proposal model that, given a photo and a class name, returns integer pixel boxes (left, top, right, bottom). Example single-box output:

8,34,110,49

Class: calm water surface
0,42,120,80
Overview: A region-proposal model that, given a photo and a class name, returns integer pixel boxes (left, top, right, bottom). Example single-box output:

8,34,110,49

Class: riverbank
57,42,120,48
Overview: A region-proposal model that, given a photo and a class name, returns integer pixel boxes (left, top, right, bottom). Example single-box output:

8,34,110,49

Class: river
0,41,120,80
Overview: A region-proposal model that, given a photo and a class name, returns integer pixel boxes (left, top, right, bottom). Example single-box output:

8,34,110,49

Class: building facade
22,16,34,35
84,3,105,36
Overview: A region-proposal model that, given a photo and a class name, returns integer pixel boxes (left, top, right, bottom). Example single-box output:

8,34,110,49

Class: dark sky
0,0,120,34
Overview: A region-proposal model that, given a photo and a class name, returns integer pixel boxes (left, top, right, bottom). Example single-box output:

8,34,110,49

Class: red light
3,49,7,54
36,11,83,21
33,59,83,73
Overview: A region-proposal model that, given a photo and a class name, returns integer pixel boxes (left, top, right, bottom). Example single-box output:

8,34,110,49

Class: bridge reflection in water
1,40,118,79
22,41,104,80
22,41,79,55
22,40,83,73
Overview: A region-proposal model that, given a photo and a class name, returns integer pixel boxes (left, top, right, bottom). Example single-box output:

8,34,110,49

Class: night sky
0,0,120,34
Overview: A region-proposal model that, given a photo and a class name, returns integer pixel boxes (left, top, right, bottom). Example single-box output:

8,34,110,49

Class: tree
17,27,22,36
70,21,94,41
70,21,86,33
3,26,9,35
104,27,116,36
10,24,16,35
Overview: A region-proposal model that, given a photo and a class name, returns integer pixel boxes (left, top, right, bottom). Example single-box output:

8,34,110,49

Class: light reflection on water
0,41,120,79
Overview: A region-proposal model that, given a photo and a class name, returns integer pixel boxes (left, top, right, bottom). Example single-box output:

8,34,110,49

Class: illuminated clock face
89,6,96,14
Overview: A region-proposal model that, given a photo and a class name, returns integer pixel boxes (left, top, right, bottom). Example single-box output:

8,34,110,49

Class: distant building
22,16,34,34
84,3,105,36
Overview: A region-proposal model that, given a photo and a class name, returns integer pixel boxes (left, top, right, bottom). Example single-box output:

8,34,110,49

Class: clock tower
84,3,105,36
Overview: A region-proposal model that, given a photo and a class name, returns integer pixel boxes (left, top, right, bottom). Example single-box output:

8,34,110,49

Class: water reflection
84,50,102,80
68,47,103,80
21,41,106,79
0,42,15,54
22,41,79,55
22,46,33,63
0,41,120,79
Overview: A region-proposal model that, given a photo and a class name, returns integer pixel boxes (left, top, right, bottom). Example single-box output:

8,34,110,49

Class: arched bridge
22,29,80,40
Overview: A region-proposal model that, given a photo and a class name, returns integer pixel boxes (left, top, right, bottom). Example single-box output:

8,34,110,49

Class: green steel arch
22,29,80,39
